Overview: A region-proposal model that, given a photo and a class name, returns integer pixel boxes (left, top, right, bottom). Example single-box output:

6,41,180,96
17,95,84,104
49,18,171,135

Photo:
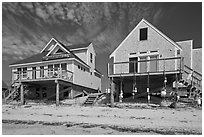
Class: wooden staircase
84,93,103,105
4,82,21,102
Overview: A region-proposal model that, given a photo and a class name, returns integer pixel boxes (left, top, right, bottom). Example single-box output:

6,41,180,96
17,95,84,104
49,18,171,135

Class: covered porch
110,71,181,104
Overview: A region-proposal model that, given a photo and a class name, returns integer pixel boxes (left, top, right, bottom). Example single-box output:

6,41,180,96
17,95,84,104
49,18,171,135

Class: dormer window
90,53,93,63
177,49,180,55
140,28,148,41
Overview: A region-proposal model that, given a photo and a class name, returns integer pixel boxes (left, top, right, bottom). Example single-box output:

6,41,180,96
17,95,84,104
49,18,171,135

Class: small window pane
140,28,148,41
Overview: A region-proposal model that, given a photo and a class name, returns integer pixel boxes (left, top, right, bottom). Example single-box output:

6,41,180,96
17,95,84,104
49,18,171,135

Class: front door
129,57,138,73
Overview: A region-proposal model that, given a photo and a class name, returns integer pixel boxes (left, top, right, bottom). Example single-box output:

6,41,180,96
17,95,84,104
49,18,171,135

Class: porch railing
12,68,73,82
183,65,202,88
108,57,184,76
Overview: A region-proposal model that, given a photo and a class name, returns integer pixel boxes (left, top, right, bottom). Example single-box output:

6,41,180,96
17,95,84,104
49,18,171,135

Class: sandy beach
2,103,202,135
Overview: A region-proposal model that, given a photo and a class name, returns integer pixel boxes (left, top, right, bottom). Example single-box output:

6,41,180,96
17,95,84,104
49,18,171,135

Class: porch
12,67,73,83
108,57,184,104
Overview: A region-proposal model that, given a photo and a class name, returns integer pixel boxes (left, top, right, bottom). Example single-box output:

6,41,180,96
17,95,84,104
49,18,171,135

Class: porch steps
177,79,202,98
84,93,103,105
4,83,21,101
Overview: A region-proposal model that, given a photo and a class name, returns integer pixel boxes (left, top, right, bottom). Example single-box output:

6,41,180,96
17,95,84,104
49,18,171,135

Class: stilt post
56,81,60,106
147,73,150,103
110,77,114,108
20,83,24,105
119,78,123,103
175,73,178,93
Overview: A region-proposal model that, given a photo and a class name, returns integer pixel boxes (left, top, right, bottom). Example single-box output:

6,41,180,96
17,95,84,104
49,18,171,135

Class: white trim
110,20,144,58
40,38,58,53
110,18,182,58
143,19,182,51
46,43,70,56
175,47,177,70
129,52,159,58
70,47,88,51
9,58,90,69
190,40,193,69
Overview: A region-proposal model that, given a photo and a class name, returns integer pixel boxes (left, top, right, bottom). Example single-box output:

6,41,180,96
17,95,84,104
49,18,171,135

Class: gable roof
66,43,91,50
110,18,182,58
40,37,58,53
10,39,90,68
10,51,49,65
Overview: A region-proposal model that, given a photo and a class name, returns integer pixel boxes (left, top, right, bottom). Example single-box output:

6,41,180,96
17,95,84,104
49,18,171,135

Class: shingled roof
10,51,49,65
66,43,91,50
10,40,90,68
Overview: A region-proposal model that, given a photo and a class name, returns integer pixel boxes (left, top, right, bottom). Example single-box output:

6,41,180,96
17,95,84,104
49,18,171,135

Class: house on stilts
108,19,202,103
6,38,102,105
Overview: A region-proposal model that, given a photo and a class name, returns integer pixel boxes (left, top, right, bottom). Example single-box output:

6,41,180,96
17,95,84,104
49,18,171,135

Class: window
61,63,67,70
40,66,44,78
48,65,54,77
32,67,36,79
17,68,21,79
140,28,148,41
90,53,93,63
177,50,180,55
78,65,80,69
22,67,27,78
90,72,92,75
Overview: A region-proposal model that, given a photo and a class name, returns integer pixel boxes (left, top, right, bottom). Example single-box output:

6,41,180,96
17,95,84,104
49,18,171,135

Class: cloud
2,2,161,62
153,7,164,25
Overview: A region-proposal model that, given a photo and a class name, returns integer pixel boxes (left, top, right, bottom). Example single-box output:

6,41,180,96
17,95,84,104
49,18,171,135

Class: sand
2,104,202,135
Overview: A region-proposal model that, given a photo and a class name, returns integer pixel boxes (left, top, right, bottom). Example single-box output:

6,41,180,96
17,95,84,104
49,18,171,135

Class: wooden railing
108,57,183,76
183,65,202,88
12,68,73,82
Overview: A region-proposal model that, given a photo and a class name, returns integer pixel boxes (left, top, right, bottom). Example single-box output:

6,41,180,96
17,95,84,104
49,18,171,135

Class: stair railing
4,77,21,101
183,65,202,88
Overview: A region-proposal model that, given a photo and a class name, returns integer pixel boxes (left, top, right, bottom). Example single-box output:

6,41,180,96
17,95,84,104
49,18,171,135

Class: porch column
119,78,123,103
56,81,60,106
110,77,114,107
20,83,24,105
175,73,178,93
147,73,150,103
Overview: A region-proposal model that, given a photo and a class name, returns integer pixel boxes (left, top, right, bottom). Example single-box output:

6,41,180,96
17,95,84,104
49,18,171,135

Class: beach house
108,19,202,103
7,38,102,105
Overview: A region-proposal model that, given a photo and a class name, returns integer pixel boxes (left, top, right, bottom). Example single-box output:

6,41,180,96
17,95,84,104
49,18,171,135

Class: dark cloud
2,2,161,61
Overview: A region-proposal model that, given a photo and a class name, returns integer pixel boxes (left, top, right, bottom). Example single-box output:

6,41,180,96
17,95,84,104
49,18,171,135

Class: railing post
107,63,109,75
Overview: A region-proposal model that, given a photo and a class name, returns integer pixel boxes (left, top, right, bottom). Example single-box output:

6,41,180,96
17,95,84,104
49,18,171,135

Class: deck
108,57,183,78
12,68,73,84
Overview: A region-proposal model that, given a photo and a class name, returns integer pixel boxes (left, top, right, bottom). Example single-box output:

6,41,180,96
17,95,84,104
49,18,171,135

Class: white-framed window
22,67,27,78
90,53,93,63
139,28,148,41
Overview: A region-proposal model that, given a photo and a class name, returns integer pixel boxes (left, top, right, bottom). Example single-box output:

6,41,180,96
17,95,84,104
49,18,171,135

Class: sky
1,2,202,92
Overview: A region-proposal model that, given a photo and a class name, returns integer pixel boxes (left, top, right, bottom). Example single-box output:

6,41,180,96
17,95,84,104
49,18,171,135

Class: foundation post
119,78,123,103
110,77,114,108
175,73,178,93
20,83,24,105
56,81,60,106
147,73,150,103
